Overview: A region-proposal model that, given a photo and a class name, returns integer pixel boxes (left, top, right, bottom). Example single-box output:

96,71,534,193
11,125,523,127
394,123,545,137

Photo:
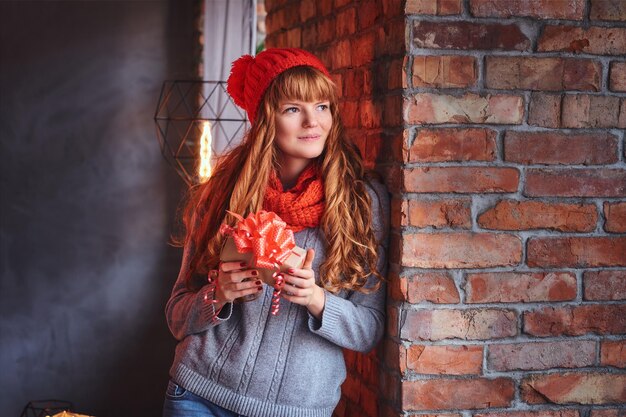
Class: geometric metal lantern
154,80,249,186
19,400,74,417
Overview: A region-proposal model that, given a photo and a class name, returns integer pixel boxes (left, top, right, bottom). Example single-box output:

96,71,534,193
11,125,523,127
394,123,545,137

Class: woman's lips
298,135,321,141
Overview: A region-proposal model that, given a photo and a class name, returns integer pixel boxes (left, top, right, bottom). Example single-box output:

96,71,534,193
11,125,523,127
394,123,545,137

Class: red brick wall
265,0,626,416
265,1,404,416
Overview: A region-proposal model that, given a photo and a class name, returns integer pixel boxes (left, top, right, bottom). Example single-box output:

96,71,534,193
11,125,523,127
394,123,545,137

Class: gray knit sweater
165,179,390,417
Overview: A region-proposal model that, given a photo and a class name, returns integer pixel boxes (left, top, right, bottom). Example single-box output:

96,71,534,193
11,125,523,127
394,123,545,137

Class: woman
163,47,390,417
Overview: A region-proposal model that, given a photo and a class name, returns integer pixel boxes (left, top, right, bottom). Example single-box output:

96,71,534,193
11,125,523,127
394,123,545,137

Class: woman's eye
317,104,329,111
285,107,298,113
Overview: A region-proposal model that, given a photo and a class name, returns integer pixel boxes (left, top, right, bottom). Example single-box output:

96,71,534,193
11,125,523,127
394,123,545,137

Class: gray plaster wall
0,2,195,415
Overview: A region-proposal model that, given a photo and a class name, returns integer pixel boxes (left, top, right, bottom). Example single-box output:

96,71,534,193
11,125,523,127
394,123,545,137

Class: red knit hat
226,48,331,124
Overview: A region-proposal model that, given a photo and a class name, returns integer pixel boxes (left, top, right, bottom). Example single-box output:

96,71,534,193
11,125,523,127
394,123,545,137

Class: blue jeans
163,379,244,417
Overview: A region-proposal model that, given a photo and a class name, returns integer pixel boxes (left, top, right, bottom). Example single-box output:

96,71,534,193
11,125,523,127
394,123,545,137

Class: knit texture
262,162,325,233
226,48,331,124
165,179,390,417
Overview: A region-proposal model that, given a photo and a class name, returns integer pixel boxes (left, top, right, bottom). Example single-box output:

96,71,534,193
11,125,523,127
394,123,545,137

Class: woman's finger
220,261,249,272
285,274,311,288
301,248,315,269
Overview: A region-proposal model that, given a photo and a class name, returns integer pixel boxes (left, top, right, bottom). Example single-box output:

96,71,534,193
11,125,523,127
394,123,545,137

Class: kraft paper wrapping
220,235,306,285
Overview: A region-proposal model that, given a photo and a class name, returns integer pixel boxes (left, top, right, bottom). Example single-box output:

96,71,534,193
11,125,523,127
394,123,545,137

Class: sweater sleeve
307,179,390,353
165,243,233,341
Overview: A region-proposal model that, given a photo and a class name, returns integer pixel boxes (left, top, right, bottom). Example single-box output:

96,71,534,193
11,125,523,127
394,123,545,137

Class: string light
198,121,212,182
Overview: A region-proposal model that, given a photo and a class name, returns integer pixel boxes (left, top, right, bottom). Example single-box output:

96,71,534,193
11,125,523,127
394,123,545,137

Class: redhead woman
163,47,390,417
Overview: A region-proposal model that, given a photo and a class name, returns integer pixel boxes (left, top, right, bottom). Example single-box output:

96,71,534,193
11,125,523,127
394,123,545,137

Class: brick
334,0,352,7
388,271,407,302
488,340,595,371
336,7,356,37
285,27,301,48
413,21,530,51
404,167,519,193
408,128,496,162
524,168,626,198
401,308,518,341
360,99,381,129
406,345,483,374
401,233,522,268
610,62,626,92
379,369,401,405
528,237,626,268
301,23,317,49
390,198,407,228
562,94,623,128
521,372,626,404
466,271,577,303
600,340,626,368
477,200,598,232
528,92,561,128
620,98,626,128
471,0,585,19
317,16,335,45
299,0,316,22
331,39,352,68
284,2,302,26
406,0,462,15
590,411,626,417
584,270,626,301
351,31,377,67
344,68,368,99
485,57,600,91
604,202,626,233
504,131,618,165
384,94,404,127
523,305,626,336
358,0,381,29
539,25,626,56
402,377,515,410
340,99,359,128
405,93,524,124
389,57,407,90
411,55,477,88
406,271,461,303
317,0,333,16
407,198,472,228
387,306,399,337
476,411,580,417
590,0,626,21
383,17,406,56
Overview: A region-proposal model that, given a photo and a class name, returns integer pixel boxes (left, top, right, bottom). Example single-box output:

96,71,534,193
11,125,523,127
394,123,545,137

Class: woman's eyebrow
280,100,329,106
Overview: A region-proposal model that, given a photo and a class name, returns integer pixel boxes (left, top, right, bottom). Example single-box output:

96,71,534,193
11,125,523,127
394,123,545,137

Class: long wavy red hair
173,66,385,293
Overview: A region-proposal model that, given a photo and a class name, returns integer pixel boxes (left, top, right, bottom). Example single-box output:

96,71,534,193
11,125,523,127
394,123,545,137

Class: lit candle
198,121,212,182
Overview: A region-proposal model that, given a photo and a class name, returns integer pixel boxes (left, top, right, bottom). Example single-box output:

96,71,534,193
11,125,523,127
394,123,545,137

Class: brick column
265,0,626,416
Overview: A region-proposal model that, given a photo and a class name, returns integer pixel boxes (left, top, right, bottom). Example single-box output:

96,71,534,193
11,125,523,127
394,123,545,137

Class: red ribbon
219,210,296,269
220,210,298,316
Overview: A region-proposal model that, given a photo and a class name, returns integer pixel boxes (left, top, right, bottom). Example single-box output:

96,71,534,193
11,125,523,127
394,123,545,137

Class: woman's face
274,99,333,164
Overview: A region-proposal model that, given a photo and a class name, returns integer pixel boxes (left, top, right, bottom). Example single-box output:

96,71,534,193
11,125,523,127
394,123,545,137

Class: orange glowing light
199,121,212,182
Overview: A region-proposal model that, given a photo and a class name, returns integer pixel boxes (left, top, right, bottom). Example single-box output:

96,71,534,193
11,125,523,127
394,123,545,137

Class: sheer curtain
202,0,255,157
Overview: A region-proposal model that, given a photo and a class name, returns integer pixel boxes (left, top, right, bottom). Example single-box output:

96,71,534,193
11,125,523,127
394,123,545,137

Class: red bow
219,210,296,270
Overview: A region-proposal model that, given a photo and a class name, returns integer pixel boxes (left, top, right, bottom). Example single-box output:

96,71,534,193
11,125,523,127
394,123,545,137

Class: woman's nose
302,110,319,127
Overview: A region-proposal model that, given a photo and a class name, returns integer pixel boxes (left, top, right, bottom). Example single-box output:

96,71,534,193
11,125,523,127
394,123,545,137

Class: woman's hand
214,261,263,304
281,249,325,319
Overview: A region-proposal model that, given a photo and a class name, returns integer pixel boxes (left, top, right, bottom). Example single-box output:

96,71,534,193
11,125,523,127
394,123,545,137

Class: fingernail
257,286,263,291
288,268,294,273
251,270,258,276
240,262,247,267
255,280,262,286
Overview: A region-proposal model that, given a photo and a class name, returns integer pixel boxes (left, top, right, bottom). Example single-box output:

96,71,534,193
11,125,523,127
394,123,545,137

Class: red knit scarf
262,162,325,232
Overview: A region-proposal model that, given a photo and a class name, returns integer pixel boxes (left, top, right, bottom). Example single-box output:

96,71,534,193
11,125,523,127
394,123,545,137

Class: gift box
219,210,306,314
220,235,306,285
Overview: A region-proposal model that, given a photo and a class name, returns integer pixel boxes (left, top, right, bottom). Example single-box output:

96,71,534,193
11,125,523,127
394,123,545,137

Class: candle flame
199,121,212,182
